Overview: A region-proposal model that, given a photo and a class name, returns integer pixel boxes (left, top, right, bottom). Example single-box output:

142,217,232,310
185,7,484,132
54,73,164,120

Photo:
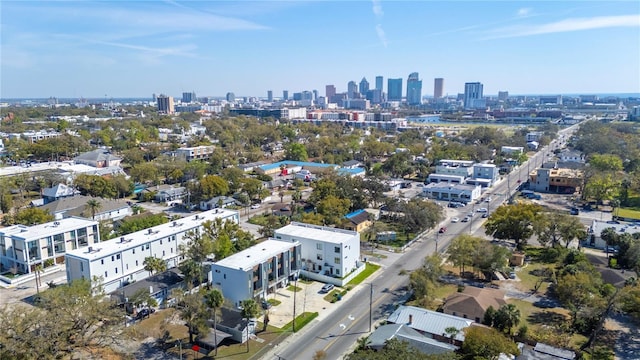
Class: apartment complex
65,209,239,293
210,239,301,307
0,217,99,275
274,222,360,281
175,145,215,162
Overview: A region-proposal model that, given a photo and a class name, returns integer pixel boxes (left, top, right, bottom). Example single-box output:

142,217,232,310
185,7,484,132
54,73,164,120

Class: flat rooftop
0,217,98,240
275,222,358,244
65,209,238,261
214,239,299,271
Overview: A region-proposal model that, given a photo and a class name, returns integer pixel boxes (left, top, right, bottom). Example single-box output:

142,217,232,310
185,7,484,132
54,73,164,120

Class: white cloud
376,24,388,47
372,0,383,18
517,8,532,17
485,14,640,39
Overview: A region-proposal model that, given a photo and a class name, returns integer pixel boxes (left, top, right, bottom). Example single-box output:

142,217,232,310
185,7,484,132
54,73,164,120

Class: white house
585,220,640,249
274,222,361,285
40,195,132,222
65,209,239,293
209,239,301,307
422,183,481,203
0,217,99,275
471,163,499,186
559,149,585,163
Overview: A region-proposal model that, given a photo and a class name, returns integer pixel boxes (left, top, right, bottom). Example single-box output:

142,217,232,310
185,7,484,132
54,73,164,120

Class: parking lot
263,280,341,329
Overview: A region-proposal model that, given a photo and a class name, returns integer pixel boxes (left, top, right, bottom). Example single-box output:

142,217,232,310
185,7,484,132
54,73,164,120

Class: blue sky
1,1,639,98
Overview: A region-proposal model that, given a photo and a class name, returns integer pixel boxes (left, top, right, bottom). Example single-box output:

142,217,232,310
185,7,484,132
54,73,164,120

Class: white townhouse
65,209,239,293
274,222,360,282
210,239,302,307
469,163,499,187
435,160,475,178
0,217,99,275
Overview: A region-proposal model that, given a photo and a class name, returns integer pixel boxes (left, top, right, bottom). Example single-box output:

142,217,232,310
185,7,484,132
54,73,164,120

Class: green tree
484,203,542,250
174,290,208,343
588,153,624,172
533,211,586,248
285,143,309,161
143,256,166,277
204,288,225,356
240,299,260,352
493,304,521,335
316,195,351,225
85,198,102,220
11,207,54,225
199,175,230,199
447,234,482,275
179,259,204,289
461,326,519,359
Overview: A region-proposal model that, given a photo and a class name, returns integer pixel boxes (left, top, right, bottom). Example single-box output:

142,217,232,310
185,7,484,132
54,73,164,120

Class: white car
451,217,460,223
485,197,492,203
250,204,261,209
477,207,488,213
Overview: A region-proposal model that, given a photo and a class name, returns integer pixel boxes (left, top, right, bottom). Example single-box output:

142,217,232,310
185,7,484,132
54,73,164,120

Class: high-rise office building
464,82,484,109
267,90,273,102
434,78,444,99
182,91,196,103
375,76,384,91
152,93,157,102
313,90,318,102
498,91,509,101
406,72,422,105
325,85,336,101
347,81,358,99
359,78,369,95
387,78,403,101
156,94,175,114
226,92,236,102
283,90,289,100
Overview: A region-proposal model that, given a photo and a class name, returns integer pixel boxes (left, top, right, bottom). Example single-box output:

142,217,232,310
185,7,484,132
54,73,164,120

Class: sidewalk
0,266,68,306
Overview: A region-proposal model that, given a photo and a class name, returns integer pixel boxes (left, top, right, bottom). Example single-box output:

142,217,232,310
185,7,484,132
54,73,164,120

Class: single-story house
200,196,239,211
368,323,458,354
442,286,507,323
74,148,122,168
40,195,132,221
343,209,372,232
42,183,80,203
584,220,640,249
213,307,257,344
141,185,187,203
387,305,474,347
110,268,185,309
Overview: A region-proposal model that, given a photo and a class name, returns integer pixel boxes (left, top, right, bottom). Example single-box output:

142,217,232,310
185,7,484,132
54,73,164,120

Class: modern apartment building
406,72,422,105
65,209,239,293
387,78,403,101
471,163,499,186
434,78,444,99
156,94,175,114
0,217,99,275
175,145,215,162
210,239,301,307
274,222,360,281
182,91,196,103
435,160,475,178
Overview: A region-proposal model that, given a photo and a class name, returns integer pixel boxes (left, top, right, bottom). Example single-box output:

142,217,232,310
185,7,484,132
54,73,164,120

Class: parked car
570,207,579,215
485,197,492,203
477,208,488,213
135,308,155,320
482,213,489,218
250,204,261,209
451,217,460,223
261,300,272,310
439,227,447,233
320,284,335,293
461,216,470,222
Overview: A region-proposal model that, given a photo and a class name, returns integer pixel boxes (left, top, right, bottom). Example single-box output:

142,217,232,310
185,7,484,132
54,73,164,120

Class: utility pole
369,283,373,332
292,275,298,332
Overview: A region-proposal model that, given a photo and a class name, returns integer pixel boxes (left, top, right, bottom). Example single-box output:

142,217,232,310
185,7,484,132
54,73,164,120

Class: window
145,244,149,250
53,234,65,254
162,250,165,257
334,246,340,253
111,256,115,261
126,264,128,270
135,260,138,266
141,246,144,252
101,259,104,265
223,274,226,279
336,269,340,275
104,271,108,277
160,239,163,245
116,254,121,260
132,248,135,254
115,268,118,274
334,257,340,264
317,254,323,261
316,243,322,250
80,263,83,272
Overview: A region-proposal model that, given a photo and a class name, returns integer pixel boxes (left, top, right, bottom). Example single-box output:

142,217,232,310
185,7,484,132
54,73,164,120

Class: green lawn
286,285,302,292
279,311,318,333
515,262,553,294
346,263,381,287
614,207,640,220
267,298,281,306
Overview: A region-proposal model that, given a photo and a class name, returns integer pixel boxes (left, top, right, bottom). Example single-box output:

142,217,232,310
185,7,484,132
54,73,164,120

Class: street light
368,283,374,332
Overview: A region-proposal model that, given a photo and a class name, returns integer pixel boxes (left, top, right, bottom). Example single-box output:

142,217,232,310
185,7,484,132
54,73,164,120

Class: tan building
529,167,582,194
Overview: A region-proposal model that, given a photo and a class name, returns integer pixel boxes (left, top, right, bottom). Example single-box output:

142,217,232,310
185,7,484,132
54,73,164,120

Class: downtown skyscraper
387,78,403,101
406,72,422,105
434,78,444,99
464,82,484,109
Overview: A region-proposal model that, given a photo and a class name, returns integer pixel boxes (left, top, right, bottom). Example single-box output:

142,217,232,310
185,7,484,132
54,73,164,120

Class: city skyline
1,1,639,98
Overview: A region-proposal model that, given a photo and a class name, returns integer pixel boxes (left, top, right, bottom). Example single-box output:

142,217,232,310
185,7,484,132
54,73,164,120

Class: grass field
614,207,640,220
346,263,381,287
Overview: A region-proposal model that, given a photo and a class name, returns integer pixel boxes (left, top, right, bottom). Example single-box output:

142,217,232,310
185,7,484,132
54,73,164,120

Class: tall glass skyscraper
387,78,403,101
464,82,484,109
375,76,383,91
406,72,422,105
434,78,444,99
347,81,358,99
359,78,369,96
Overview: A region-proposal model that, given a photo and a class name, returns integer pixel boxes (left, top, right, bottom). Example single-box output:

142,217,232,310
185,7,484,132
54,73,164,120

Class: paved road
264,125,582,360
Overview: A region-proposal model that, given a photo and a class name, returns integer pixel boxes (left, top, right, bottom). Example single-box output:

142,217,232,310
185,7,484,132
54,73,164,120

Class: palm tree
444,326,460,344
278,190,285,203
240,299,259,353
143,256,166,277
204,289,224,356
495,304,521,335
86,199,102,220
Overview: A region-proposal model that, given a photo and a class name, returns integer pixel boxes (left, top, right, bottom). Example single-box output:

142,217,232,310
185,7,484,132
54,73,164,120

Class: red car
439,227,447,233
